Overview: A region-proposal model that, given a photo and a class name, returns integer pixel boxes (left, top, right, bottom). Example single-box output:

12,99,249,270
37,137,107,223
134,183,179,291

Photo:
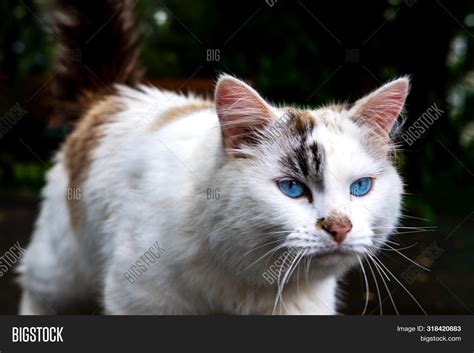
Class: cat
17,0,408,315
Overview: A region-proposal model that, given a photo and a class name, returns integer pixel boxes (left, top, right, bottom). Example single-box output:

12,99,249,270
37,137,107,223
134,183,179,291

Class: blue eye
350,177,373,197
277,180,306,198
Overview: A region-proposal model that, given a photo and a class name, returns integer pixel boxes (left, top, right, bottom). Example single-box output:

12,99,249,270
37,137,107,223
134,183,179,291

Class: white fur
17,78,405,315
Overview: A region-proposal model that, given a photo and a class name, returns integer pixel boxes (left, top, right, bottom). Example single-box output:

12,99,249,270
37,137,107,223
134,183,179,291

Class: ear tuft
349,77,410,136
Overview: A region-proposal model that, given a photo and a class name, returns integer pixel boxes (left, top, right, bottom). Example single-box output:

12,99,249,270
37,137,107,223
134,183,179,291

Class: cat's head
207,74,408,285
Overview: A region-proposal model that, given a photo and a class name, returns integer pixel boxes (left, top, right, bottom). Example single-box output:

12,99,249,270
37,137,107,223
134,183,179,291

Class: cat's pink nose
320,215,352,244
326,224,351,244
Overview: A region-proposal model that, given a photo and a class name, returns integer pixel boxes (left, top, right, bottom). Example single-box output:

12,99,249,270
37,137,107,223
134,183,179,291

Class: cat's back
60,85,220,237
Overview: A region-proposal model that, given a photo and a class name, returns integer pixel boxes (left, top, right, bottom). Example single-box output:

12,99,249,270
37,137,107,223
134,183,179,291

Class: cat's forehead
270,105,382,184
274,105,355,141
278,105,385,156
307,105,353,133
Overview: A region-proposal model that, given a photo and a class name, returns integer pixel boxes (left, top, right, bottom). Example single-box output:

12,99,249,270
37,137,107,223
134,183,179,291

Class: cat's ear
215,75,274,153
349,77,410,137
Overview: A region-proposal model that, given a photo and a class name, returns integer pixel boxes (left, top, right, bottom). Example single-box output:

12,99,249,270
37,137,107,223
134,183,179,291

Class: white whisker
366,251,399,315
356,255,369,316
364,254,382,315
369,252,427,315
382,243,430,272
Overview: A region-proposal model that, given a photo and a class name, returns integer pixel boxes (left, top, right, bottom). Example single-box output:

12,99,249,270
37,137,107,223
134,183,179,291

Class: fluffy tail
48,0,143,125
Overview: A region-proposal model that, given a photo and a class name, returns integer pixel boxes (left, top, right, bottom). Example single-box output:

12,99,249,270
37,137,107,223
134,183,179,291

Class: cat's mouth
305,245,363,260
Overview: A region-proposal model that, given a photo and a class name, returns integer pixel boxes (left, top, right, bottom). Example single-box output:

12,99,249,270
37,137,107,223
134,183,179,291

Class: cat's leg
17,163,97,314
18,291,54,315
17,225,96,315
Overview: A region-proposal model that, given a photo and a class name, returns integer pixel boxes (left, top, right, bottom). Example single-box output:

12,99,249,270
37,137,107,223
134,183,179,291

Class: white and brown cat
17,0,408,314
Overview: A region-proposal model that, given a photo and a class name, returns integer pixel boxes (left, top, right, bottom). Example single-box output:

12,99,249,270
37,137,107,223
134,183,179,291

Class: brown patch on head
286,108,315,134
149,100,214,133
63,95,124,228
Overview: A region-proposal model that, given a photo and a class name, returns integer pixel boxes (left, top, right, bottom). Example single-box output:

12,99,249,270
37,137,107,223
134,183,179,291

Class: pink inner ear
350,78,409,135
215,81,237,109
215,76,273,152
216,78,268,115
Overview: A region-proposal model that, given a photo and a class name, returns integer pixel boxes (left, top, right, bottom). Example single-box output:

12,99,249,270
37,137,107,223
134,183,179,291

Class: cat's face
208,75,408,285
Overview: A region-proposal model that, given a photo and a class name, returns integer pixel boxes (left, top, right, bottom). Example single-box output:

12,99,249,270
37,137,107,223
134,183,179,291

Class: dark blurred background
0,0,473,314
